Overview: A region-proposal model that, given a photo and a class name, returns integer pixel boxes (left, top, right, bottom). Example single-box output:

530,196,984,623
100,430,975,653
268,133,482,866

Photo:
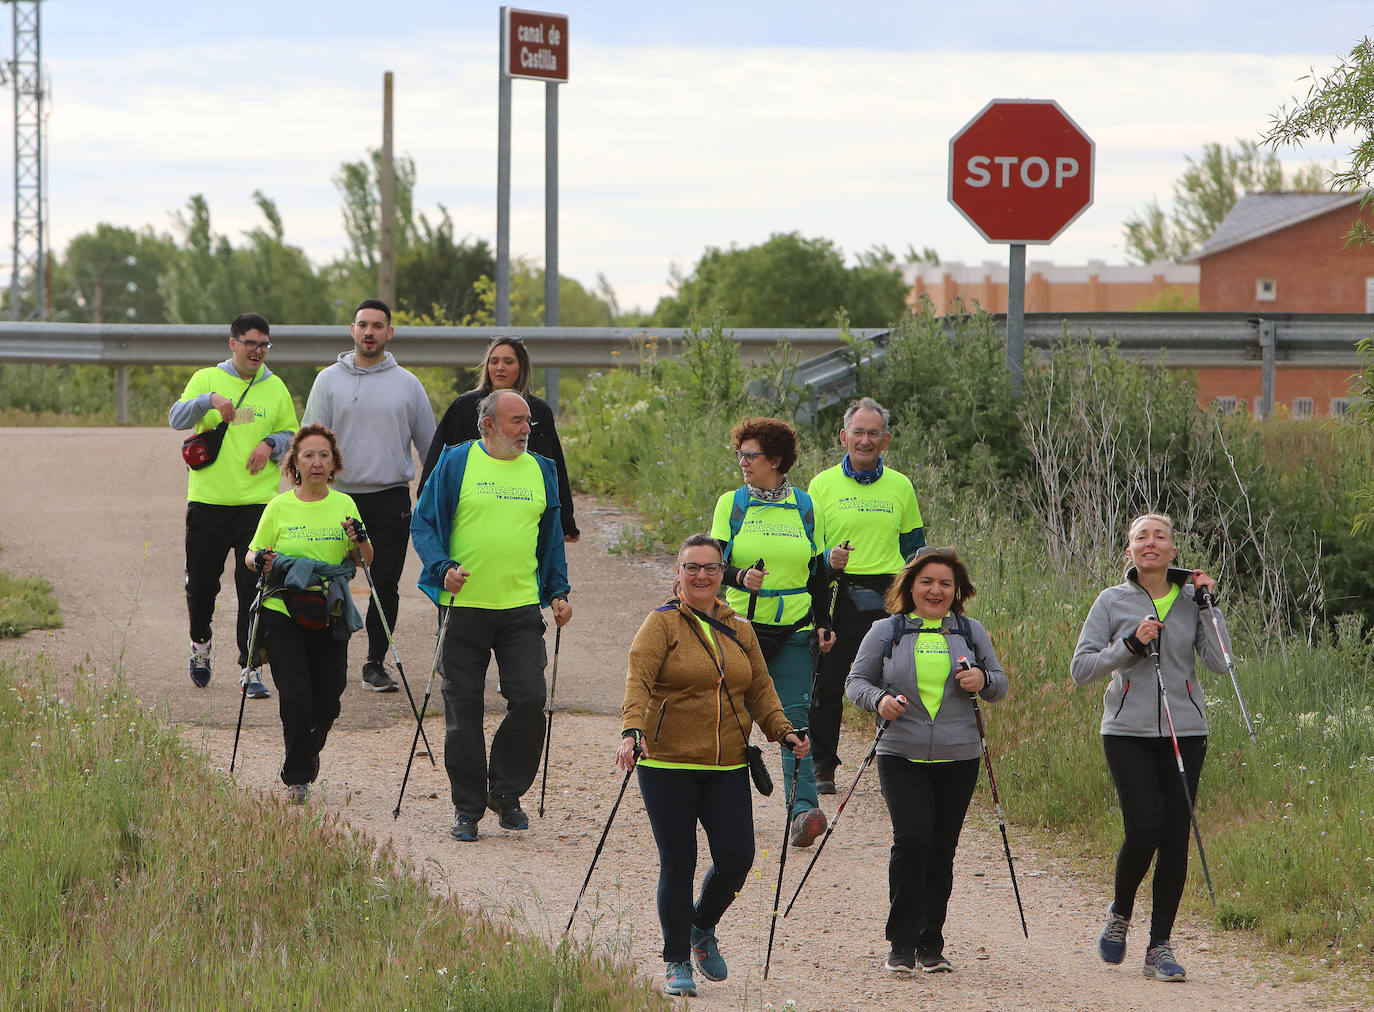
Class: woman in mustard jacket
618,533,809,998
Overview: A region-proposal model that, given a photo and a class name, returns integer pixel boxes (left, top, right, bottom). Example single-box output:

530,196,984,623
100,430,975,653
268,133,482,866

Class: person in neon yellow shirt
710,416,845,850
807,397,925,794
411,390,572,842
169,312,298,698
845,547,1006,975
618,533,808,997
247,425,371,804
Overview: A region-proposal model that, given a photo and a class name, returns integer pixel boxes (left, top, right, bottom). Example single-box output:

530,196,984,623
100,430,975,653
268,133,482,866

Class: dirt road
1,427,1364,1010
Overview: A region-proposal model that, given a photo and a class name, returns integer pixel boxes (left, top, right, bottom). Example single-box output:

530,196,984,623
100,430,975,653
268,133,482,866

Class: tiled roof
1188,191,1365,260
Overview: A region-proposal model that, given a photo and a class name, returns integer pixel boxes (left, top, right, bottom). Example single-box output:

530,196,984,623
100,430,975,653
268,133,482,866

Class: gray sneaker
241,666,270,699
362,660,398,693
1098,903,1131,964
1143,940,1186,982
286,784,309,805
189,640,212,688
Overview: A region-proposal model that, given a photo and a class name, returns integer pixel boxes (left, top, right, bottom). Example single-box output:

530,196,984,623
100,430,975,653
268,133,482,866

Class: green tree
334,148,418,271
650,232,909,328
160,192,332,324
1264,34,1374,248
395,210,494,321
50,224,178,323
1123,140,1330,263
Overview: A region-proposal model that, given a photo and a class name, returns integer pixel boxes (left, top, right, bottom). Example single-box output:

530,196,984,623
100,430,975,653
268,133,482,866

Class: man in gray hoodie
303,299,436,692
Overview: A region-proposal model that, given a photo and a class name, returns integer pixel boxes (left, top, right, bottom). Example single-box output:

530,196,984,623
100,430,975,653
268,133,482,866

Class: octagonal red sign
948,99,1094,244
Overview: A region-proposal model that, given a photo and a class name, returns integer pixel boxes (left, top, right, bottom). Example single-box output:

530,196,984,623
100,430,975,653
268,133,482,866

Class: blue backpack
722,485,819,623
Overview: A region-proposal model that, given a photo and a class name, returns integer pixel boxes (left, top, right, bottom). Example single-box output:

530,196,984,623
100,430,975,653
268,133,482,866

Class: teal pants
767,628,819,814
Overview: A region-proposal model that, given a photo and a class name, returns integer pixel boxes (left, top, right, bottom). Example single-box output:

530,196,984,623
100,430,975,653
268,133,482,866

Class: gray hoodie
302,351,436,495
1070,566,1232,738
846,613,1007,762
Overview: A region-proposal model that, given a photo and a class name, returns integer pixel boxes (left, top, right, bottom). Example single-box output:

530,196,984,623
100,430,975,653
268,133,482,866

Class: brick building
906,260,1198,314
1188,192,1373,417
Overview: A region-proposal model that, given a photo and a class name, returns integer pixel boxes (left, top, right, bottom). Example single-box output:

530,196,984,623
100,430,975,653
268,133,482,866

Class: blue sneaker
1098,903,1131,964
690,925,727,981
1143,940,1186,982
241,666,270,699
664,961,696,997
450,814,479,843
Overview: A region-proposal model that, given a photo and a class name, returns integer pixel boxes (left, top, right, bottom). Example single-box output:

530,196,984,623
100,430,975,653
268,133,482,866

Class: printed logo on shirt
835,495,895,514
279,522,344,545
741,520,805,539
470,480,535,502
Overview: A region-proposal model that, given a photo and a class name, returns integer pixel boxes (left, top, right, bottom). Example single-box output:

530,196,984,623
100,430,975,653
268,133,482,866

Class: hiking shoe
1098,903,1131,964
189,640,212,688
241,666,270,699
816,763,837,795
690,924,727,982
884,944,916,974
789,807,827,848
919,952,953,973
1143,940,1186,982
450,814,480,842
362,660,398,693
487,792,529,830
286,784,309,805
664,961,696,997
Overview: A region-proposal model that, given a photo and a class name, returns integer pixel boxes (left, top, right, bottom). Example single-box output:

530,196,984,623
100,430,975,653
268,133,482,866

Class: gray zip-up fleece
846,613,1007,762
302,351,436,495
1070,566,1232,738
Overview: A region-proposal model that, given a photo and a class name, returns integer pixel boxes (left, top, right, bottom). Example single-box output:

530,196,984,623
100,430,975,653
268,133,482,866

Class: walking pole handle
746,558,764,621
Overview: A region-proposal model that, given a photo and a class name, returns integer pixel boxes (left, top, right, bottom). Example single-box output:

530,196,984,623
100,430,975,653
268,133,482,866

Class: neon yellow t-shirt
249,488,359,616
808,464,922,575
1153,584,1180,621
913,617,950,720
177,365,298,506
710,488,827,627
443,442,545,608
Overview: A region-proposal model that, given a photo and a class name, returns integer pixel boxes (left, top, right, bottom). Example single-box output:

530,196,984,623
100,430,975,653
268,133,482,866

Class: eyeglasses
735,450,764,463
234,337,272,352
846,427,886,438
680,562,724,576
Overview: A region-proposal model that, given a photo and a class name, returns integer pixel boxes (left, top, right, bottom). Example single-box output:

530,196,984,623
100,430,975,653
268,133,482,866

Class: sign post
497,7,569,408
948,99,1094,392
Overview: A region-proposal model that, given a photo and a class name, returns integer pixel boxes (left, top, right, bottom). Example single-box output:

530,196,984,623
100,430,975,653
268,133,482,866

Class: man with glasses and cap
806,397,925,793
169,312,298,698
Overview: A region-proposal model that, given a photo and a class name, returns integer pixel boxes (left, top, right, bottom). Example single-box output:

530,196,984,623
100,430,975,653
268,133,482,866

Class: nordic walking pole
1200,590,1256,743
537,625,562,817
355,548,435,765
784,698,904,917
763,730,805,979
746,558,765,621
230,571,267,774
1147,632,1216,905
959,656,1028,938
565,737,640,937
393,604,451,819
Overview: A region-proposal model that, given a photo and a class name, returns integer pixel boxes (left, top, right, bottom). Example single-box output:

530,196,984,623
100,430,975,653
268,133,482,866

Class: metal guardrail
791,312,1374,422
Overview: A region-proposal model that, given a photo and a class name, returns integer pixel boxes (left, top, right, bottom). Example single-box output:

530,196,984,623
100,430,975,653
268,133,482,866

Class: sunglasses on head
914,546,956,558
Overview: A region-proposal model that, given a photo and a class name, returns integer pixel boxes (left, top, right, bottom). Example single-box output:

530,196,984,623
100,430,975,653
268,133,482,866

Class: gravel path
1,427,1366,1010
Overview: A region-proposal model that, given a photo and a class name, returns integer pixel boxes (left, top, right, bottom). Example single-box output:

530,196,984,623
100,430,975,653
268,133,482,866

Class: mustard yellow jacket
622,597,792,766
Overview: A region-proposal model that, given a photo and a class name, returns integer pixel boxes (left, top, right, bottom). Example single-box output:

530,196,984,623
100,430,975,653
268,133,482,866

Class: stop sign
948,99,1094,244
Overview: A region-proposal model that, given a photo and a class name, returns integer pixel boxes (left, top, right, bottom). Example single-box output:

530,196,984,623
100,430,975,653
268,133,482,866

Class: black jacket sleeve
419,391,481,494
528,395,579,538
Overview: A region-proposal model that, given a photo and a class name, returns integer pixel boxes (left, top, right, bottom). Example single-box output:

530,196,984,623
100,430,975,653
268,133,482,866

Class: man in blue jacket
411,390,572,842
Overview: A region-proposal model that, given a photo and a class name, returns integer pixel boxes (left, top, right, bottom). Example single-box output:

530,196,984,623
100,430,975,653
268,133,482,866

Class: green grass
0,659,669,1010
0,569,62,638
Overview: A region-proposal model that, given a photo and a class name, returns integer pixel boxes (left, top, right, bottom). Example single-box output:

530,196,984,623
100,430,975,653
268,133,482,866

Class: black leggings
1102,734,1207,946
262,610,348,786
637,765,754,963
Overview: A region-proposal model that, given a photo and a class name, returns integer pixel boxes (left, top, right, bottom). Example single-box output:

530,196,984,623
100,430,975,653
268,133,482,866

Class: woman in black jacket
419,335,579,540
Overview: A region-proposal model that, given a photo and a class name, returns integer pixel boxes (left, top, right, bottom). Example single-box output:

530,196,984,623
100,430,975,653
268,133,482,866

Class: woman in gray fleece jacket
1071,512,1232,984
846,547,1006,976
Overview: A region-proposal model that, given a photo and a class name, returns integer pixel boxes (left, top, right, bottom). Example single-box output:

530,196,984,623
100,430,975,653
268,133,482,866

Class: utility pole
379,71,396,308
4,0,45,321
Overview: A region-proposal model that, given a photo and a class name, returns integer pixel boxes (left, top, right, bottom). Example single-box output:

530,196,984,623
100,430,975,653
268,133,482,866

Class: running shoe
1143,940,1186,982
919,952,953,973
884,945,916,975
1098,903,1131,964
487,792,529,830
815,762,837,795
690,925,728,981
286,784,309,805
789,807,827,848
450,814,480,843
362,660,399,693
664,961,696,997
189,640,212,688
241,666,270,699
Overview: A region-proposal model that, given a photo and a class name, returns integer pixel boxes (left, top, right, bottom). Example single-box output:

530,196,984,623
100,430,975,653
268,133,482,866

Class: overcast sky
15,2,1372,312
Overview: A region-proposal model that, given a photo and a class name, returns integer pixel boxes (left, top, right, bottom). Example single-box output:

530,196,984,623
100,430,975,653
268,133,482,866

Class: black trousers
440,604,547,818
638,765,755,963
877,754,979,955
184,501,266,667
810,581,890,771
1102,733,1207,946
347,486,412,666
261,609,348,786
